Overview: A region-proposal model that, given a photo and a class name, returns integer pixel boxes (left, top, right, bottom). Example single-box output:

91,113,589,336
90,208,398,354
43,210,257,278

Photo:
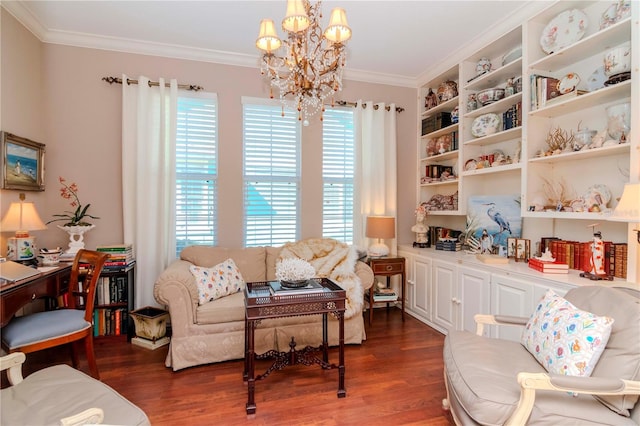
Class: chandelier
256,0,352,124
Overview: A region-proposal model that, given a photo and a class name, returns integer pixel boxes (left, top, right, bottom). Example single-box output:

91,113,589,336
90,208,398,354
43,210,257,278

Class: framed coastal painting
1,132,45,191
466,195,522,252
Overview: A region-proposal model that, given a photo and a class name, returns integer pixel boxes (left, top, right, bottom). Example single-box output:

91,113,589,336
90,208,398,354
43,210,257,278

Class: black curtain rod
102,76,204,92
335,100,404,113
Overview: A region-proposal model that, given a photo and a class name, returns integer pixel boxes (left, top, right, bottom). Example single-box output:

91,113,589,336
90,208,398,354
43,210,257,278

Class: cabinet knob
386,265,393,271
32,293,36,300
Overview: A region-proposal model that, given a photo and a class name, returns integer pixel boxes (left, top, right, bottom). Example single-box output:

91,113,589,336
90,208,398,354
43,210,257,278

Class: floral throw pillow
521,289,614,377
190,258,245,305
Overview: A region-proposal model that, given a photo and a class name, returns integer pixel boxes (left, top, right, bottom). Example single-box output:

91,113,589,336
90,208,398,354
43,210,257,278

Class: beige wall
1,11,417,253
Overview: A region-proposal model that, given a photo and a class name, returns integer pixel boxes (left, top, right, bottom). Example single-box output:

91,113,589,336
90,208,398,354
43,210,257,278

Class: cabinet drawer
371,260,404,274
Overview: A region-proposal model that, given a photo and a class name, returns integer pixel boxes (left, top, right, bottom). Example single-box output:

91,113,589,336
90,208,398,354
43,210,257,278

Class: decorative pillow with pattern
521,289,614,377
190,258,245,304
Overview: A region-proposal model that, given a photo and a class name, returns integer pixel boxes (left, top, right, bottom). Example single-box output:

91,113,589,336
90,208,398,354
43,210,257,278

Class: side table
243,278,346,415
366,256,405,325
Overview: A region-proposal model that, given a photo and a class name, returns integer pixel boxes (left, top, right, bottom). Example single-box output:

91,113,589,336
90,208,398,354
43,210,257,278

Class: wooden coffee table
243,278,346,415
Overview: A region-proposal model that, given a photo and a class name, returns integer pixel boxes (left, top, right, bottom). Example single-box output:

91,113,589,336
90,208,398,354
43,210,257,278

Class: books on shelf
373,290,397,302
528,258,569,274
544,239,627,278
93,307,128,337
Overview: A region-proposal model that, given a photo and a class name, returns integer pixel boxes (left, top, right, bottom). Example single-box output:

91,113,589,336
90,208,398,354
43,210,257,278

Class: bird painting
484,202,512,234
466,195,522,249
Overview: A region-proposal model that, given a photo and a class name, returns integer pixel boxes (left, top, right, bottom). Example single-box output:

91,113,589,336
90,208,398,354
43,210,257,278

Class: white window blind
322,108,355,244
243,101,300,247
175,94,218,256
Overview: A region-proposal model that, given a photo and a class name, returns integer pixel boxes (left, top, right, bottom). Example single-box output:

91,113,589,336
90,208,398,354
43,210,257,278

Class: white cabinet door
491,273,534,342
398,250,416,318
413,255,432,321
432,259,457,333
457,266,491,336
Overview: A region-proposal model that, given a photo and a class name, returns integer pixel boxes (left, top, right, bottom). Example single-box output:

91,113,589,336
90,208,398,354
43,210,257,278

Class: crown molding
2,1,416,88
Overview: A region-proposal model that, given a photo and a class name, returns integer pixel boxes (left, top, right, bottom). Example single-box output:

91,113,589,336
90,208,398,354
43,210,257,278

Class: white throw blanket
278,238,363,319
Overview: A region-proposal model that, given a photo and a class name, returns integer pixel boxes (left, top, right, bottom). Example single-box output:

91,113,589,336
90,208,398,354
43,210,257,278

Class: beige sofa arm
355,260,374,291
506,372,640,426
153,259,200,332
474,314,528,336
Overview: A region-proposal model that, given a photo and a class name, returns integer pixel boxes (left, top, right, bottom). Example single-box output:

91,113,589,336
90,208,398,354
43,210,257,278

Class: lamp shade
608,183,640,222
256,19,282,52
1,201,47,235
282,0,310,33
324,8,351,43
366,216,395,239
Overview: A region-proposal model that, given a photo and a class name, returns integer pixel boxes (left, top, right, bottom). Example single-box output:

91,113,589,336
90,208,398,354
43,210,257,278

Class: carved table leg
246,319,256,415
338,311,346,398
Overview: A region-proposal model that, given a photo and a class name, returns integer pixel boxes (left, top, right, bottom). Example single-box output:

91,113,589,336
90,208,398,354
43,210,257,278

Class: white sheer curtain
355,101,398,254
121,75,178,308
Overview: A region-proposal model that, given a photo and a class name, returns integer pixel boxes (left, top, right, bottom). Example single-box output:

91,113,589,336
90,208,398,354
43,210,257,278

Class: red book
528,258,569,274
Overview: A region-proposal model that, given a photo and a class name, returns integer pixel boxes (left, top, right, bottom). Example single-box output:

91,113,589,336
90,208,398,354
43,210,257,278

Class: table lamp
1,193,47,261
607,182,640,243
366,216,395,257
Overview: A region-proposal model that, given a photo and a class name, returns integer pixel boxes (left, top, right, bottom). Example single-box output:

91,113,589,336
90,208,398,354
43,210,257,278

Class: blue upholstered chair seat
2,310,91,350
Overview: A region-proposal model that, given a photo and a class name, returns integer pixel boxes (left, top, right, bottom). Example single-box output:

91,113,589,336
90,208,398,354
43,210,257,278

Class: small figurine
425,88,438,110
505,77,515,97
580,226,613,281
467,94,477,112
480,229,493,254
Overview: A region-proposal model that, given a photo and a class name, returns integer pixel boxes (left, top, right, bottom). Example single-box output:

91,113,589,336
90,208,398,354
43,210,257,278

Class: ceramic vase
58,224,95,254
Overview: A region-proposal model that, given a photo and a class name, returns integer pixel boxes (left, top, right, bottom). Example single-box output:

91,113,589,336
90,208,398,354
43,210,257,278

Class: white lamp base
368,243,389,258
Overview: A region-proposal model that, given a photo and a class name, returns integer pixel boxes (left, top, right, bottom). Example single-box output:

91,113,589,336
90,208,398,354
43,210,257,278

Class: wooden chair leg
70,342,80,368
84,335,99,379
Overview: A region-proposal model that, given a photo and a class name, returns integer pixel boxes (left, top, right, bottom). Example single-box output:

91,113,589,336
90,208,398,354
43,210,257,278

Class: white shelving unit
415,0,638,282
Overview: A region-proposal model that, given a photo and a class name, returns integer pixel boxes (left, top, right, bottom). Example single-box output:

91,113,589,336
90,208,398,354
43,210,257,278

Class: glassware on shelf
606,102,630,142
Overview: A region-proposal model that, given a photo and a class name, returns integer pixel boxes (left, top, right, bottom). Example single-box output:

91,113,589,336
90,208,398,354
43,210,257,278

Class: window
175,94,218,257
243,100,300,247
322,107,355,244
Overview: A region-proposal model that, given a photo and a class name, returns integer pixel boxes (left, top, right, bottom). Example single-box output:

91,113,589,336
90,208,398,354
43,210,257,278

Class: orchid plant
47,176,100,226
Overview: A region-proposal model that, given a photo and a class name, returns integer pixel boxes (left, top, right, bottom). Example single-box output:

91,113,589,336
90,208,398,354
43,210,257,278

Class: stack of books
435,239,462,252
96,244,135,272
528,258,569,274
373,288,397,302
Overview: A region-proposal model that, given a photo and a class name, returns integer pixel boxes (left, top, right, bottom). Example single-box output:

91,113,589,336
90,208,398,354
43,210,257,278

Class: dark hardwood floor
7,308,455,425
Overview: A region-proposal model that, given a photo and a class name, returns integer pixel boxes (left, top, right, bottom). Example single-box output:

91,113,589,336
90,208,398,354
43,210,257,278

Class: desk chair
1,249,109,379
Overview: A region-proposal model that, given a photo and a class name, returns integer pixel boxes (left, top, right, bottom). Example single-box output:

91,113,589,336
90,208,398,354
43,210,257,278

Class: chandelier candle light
256,0,352,125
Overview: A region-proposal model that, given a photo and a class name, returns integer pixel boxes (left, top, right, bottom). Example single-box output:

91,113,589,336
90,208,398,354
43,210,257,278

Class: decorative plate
557,73,581,95
464,158,477,171
502,46,522,66
600,1,631,30
540,9,588,54
586,66,606,91
471,113,501,138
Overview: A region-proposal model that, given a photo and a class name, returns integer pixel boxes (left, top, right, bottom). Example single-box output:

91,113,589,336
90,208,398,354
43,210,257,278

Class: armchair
443,285,640,425
0,352,150,425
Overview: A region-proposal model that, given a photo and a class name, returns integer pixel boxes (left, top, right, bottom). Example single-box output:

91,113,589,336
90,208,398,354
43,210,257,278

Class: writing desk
0,264,72,327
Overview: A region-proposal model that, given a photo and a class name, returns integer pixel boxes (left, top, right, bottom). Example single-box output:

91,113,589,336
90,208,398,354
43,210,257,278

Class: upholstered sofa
443,285,640,425
154,239,374,371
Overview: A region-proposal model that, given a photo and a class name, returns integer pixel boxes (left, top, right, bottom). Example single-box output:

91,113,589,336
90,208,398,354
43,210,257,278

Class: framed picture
507,237,517,258
515,238,530,262
1,132,45,191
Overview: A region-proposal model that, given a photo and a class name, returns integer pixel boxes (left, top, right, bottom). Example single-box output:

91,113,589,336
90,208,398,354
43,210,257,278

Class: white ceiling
4,1,545,86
